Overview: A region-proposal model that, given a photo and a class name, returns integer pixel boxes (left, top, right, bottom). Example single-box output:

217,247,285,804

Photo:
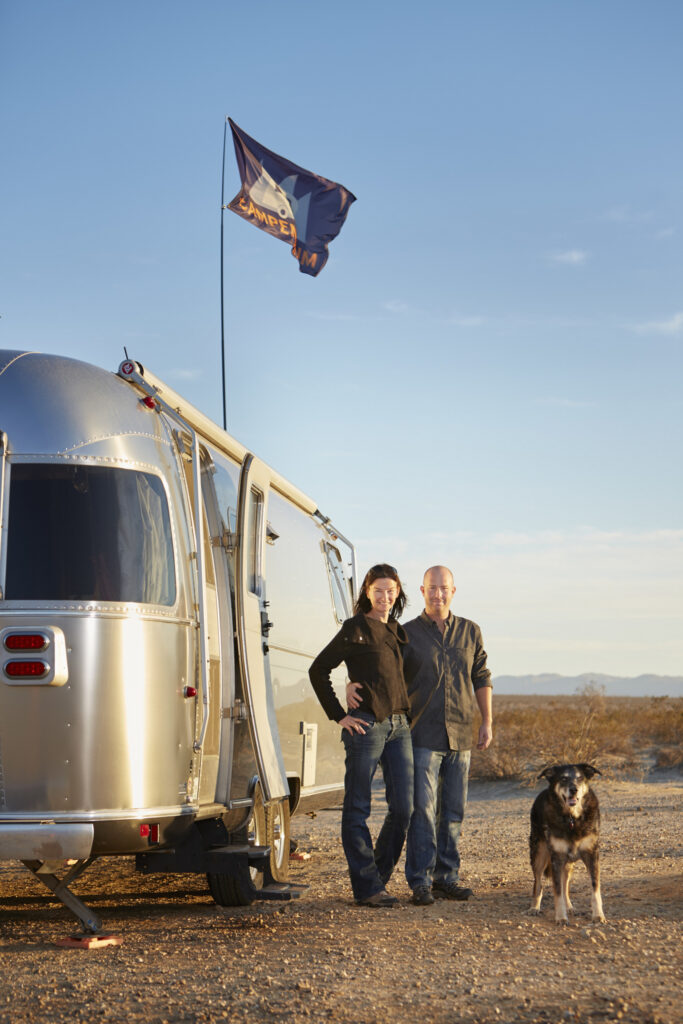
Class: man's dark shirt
309,612,410,723
403,611,492,751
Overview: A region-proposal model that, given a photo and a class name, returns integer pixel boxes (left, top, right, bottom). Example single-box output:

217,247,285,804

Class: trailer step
136,844,270,875
256,883,308,901
204,843,270,859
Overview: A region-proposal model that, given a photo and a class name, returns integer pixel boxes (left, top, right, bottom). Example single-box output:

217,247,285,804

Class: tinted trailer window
5,464,175,604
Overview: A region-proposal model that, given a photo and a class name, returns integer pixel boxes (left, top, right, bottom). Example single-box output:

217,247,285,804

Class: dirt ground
0,774,680,1024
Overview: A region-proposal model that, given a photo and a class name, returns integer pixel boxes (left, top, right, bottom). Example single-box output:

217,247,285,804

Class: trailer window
246,486,264,596
4,464,176,605
325,542,352,624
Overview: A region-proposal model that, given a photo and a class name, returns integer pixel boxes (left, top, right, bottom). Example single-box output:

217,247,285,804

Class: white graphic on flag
248,167,295,221
247,168,312,241
279,175,311,243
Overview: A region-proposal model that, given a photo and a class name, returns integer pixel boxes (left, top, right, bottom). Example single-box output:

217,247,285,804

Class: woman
308,563,413,907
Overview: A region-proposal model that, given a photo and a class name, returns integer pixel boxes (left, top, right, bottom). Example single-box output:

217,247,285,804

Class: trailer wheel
266,796,291,883
207,785,267,907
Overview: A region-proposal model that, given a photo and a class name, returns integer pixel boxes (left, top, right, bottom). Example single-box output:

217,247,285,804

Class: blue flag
227,119,356,277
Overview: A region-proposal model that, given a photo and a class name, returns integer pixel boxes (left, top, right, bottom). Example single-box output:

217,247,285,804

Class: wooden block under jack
55,933,123,950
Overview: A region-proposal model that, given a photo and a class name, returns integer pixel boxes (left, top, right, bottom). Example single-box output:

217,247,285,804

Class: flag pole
219,116,229,431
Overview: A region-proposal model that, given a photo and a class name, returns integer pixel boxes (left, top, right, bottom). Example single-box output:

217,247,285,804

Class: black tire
266,796,291,884
207,785,267,907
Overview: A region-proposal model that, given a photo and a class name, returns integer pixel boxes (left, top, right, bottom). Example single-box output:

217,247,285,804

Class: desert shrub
654,745,683,768
469,690,682,783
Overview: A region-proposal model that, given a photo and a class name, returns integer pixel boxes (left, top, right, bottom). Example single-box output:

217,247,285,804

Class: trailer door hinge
223,700,248,721
213,528,235,553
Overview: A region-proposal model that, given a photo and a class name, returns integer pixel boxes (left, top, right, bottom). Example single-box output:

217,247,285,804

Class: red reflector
139,824,150,838
4,634,47,651
142,396,157,410
5,660,48,678
150,824,160,843
183,686,197,698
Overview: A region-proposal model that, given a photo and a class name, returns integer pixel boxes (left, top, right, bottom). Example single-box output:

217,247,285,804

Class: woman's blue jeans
405,746,471,890
340,713,414,902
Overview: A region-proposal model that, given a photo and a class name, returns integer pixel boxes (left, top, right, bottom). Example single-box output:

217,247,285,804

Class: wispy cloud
168,367,203,381
352,527,683,675
383,300,417,315
602,205,654,225
632,312,683,335
305,310,362,321
449,314,486,328
129,255,160,267
601,206,674,241
535,397,597,409
549,249,589,265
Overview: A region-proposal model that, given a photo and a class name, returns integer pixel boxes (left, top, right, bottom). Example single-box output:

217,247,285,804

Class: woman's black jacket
308,612,410,724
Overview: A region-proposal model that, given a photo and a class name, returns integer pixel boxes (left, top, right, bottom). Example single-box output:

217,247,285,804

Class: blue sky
1,1,681,677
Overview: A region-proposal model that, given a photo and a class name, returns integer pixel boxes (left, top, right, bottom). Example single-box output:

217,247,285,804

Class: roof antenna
123,346,130,360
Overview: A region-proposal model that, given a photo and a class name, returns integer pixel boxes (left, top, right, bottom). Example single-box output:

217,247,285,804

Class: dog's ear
538,766,556,782
578,763,601,779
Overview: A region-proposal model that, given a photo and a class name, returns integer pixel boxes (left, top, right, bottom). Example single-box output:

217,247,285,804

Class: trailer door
235,454,289,802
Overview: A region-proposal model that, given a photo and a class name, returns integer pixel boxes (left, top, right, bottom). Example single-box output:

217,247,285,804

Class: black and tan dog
528,763,605,925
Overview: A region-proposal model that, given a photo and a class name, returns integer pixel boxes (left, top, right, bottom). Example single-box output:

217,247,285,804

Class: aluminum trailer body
0,350,354,931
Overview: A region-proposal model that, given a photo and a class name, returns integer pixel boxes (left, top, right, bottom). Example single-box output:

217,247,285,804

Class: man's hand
475,688,493,750
476,722,493,750
346,681,363,709
339,714,368,735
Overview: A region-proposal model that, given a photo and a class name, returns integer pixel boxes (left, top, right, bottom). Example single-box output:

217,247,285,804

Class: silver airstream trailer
0,349,354,933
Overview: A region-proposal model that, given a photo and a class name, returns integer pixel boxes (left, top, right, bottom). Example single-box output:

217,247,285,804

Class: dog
528,763,605,925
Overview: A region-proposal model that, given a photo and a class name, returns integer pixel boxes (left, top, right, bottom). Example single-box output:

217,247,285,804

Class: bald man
402,566,493,905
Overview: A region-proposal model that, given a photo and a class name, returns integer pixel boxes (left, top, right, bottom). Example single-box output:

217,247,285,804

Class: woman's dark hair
354,563,407,620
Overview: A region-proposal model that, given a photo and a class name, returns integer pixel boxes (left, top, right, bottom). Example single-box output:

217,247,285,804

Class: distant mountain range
492,673,683,698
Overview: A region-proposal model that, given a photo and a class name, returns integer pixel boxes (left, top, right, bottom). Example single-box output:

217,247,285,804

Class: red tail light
5,660,49,678
139,823,160,844
4,633,48,652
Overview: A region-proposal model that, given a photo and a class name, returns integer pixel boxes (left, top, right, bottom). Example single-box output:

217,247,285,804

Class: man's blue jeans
405,746,471,890
341,713,414,902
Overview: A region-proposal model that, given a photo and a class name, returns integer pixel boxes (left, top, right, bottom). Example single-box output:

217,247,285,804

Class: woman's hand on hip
346,681,363,709
339,714,368,735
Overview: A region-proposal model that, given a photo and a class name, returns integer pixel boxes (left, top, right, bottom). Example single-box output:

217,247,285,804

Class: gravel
0,775,680,1024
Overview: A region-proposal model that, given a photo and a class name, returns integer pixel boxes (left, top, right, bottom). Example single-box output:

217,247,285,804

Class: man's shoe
411,885,435,906
432,881,473,901
356,889,398,907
